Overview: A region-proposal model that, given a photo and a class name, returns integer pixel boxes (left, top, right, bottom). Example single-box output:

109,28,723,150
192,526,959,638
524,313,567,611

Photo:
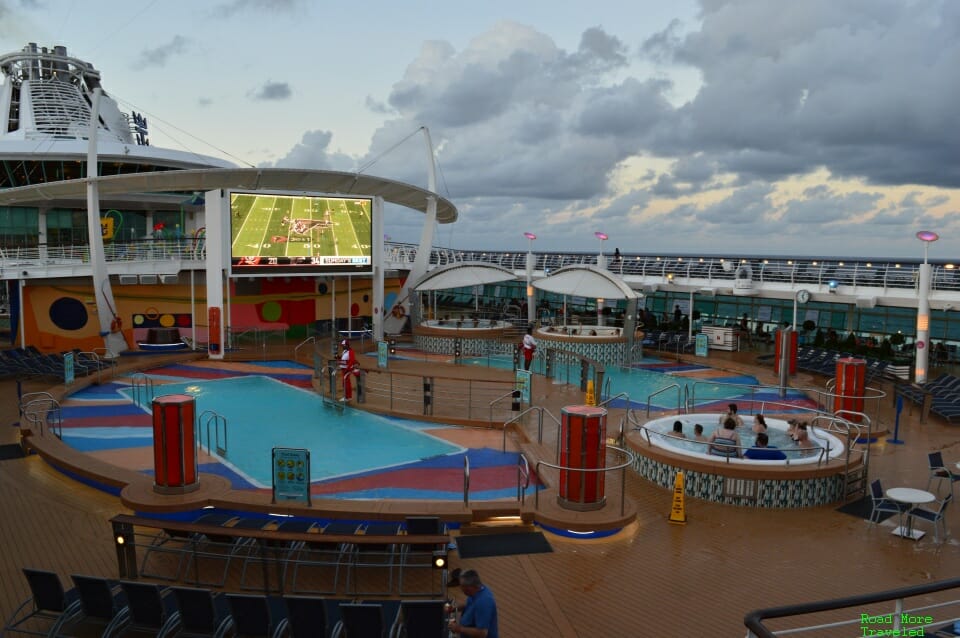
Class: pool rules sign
272,447,311,505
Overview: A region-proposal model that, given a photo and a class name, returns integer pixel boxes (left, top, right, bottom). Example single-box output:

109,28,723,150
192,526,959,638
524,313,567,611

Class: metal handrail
646,383,682,416
20,392,61,438
130,373,154,406
488,389,520,424
517,454,530,504
631,424,829,466
534,445,635,516
293,336,315,363
744,576,960,637
198,410,227,456
463,455,470,507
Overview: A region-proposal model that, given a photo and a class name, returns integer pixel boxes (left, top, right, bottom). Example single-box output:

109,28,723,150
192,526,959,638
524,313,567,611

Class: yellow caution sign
585,380,596,406
669,471,686,524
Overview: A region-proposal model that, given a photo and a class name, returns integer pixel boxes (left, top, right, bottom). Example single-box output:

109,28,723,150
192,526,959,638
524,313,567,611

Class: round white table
886,487,936,540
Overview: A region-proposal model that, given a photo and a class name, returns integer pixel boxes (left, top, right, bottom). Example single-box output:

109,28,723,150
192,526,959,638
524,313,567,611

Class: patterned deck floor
1,346,959,636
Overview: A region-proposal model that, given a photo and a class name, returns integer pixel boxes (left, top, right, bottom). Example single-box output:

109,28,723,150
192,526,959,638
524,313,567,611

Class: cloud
250,81,292,101
644,0,960,189
262,129,355,171
211,0,304,18
135,35,190,68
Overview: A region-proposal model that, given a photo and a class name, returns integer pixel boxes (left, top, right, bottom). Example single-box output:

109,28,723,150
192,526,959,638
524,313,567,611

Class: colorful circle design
160,314,175,328
351,303,359,317
144,307,160,320
261,301,282,322
49,297,88,331
133,315,145,326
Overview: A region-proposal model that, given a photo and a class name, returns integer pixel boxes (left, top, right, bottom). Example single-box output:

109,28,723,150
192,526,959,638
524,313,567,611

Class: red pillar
774,329,798,375
558,405,607,511
152,394,199,494
834,358,866,423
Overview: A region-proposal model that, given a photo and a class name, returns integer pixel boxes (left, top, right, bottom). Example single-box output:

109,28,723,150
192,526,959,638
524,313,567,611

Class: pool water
119,376,463,487
463,355,775,408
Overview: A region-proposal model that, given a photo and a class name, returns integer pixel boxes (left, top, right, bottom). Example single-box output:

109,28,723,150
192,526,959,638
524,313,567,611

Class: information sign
515,369,532,405
63,352,75,385
271,447,311,505
695,333,709,357
377,340,388,369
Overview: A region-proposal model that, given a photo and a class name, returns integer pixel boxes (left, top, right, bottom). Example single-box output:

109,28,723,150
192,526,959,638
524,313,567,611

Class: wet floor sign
585,380,596,406
669,471,686,524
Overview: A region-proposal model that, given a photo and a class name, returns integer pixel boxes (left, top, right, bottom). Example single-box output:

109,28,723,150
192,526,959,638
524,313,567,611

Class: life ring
391,305,406,319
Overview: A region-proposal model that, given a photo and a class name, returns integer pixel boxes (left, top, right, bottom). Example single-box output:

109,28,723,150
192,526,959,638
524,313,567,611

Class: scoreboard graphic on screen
230,191,373,276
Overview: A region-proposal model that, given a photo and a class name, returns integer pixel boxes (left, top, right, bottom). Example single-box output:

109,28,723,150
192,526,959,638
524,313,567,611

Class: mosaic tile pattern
632,452,845,508
414,334,507,357
536,336,626,366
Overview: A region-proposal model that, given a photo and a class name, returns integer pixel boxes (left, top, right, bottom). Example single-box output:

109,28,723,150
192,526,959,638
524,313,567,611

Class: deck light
432,550,447,569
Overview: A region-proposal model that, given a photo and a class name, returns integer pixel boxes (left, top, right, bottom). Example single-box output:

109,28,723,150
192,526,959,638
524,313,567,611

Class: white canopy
412,262,518,291
532,265,638,299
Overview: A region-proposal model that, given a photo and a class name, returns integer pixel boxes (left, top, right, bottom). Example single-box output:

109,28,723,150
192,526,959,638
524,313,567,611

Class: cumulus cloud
250,81,292,101
135,35,191,68
272,7,960,255
263,129,355,171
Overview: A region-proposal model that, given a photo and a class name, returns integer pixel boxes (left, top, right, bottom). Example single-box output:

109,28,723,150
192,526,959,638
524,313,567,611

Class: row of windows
431,281,954,343
0,207,186,248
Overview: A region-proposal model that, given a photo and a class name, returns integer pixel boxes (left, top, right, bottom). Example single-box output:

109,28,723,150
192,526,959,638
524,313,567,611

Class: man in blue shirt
744,432,787,460
449,569,499,638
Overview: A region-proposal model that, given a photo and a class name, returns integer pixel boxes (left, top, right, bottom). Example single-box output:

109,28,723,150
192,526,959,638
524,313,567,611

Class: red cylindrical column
152,394,199,494
774,329,798,375
834,358,866,423
558,405,607,511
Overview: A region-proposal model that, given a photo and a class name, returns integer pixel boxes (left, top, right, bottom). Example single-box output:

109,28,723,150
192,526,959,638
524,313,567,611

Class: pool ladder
198,410,228,457
130,373,155,407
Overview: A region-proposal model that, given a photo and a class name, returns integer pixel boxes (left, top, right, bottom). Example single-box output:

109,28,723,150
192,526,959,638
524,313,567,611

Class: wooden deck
1,345,958,636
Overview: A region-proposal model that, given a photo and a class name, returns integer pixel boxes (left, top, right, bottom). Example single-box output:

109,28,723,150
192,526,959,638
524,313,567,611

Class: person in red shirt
339,340,357,401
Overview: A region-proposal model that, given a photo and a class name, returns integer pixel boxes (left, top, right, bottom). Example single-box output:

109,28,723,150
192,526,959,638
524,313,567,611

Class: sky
2,0,959,259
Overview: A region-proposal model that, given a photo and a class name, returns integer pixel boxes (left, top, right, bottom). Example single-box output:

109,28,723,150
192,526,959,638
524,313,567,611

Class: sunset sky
2,0,958,259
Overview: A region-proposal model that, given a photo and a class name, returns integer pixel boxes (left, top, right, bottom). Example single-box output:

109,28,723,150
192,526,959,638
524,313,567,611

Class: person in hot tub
743,432,787,460
708,417,742,457
718,404,744,429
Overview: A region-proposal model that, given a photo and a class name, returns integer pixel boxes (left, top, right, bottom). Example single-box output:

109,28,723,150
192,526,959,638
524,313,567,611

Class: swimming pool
463,354,786,409
114,375,464,487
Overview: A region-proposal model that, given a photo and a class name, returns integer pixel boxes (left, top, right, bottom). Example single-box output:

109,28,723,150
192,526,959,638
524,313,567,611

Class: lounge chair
58,574,130,638
390,600,449,638
223,593,287,637
291,521,361,595
169,587,233,638
2,568,81,637
346,522,402,596
926,451,960,497
116,580,181,637
331,601,400,638
277,596,347,638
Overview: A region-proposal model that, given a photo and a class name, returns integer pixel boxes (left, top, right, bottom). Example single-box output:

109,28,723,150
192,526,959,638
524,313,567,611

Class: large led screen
229,191,373,276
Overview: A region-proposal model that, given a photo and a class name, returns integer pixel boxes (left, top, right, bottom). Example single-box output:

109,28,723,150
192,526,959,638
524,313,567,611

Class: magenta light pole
915,230,939,384
524,232,537,326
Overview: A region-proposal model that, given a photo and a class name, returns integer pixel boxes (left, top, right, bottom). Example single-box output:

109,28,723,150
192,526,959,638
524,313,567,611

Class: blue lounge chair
170,587,233,638
390,600,448,638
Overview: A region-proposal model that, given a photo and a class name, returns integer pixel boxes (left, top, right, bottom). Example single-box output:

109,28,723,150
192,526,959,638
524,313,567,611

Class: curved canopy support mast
384,126,438,333
86,88,128,357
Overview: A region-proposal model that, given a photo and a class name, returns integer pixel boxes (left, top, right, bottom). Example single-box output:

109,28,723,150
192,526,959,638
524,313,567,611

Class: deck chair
291,521,360,595
170,587,233,638
908,493,953,543
398,517,447,595
331,602,399,638
868,480,909,526
926,451,960,497
277,596,347,638
223,593,286,637
346,522,402,596
390,600,448,638
2,569,81,637
141,512,237,581
116,581,181,638
56,574,130,638
183,516,269,588
240,519,317,592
